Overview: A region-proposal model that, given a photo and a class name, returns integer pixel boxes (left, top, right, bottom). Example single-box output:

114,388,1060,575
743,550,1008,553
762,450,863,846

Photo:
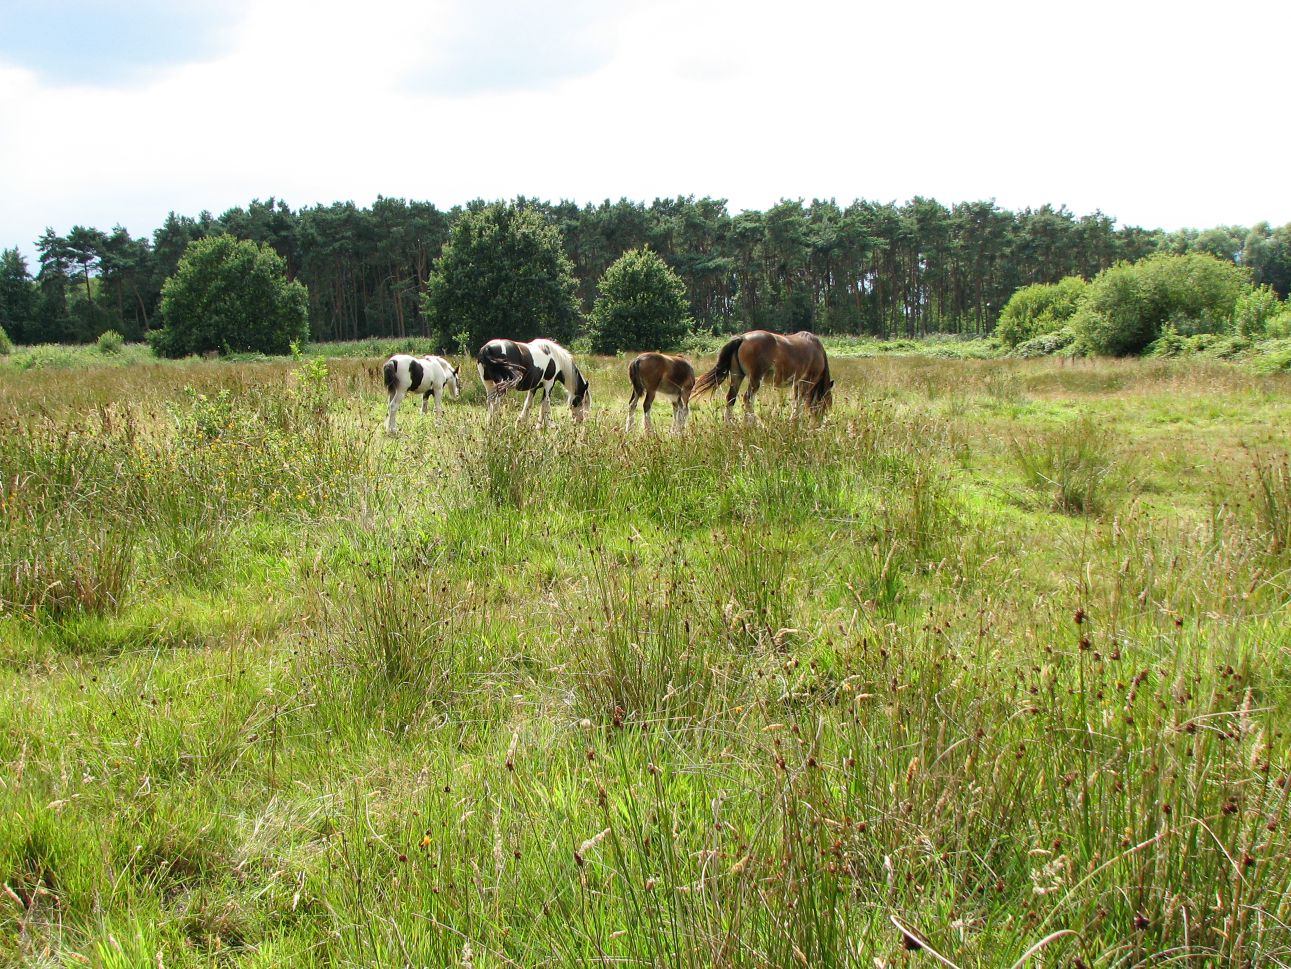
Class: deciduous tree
588,247,692,353
152,234,309,357
423,202,581,351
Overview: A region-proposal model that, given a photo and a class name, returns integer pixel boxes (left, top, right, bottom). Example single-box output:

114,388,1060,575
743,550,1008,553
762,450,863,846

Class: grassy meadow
1,343,1290,967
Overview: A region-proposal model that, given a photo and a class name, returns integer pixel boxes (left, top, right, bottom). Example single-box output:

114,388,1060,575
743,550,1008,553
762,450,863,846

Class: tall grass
1010,415,1121,514
1,352,1290,967
1249,449,1291,555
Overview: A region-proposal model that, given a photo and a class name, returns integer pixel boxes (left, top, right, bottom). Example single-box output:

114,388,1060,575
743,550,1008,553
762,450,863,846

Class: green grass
1,349,1289,967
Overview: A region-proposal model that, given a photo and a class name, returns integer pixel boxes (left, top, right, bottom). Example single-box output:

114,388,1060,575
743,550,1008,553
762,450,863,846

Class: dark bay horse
625,352,695,433
692,330,833,422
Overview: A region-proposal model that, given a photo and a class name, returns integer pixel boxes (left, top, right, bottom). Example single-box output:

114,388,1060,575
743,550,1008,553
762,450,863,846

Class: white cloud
1,0,1289,260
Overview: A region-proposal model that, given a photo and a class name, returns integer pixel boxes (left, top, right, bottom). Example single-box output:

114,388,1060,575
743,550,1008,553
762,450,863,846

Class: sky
2,0,1289,260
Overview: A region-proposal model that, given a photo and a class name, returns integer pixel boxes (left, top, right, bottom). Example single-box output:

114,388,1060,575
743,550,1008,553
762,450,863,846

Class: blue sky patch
0,1,246,85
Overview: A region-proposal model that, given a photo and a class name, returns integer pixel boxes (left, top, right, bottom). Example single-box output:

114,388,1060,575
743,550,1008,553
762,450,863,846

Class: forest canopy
2,195,1289,350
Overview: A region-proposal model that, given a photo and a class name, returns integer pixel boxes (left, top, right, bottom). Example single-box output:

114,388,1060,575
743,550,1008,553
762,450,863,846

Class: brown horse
625,352,695,433
692,330,833,422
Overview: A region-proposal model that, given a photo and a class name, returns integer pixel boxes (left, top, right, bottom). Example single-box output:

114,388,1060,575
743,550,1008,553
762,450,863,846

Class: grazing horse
476,338,590,427
625,352,695,433
382,354,461,433
692,330,833,422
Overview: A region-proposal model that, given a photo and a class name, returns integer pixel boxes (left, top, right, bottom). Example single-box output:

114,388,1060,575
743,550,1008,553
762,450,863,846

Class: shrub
1011,326,1077,359
423,202,581,352
588,247,692,353
96,329,124,354
0,324,11,356
1234,285,1286,338
1072,252,1250,356
996,276,1087,348
13,345,81,370
152,235,309,358
1145,324,1187,358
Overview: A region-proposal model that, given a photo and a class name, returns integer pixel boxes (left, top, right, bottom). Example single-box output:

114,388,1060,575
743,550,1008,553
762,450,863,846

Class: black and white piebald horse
476,338,590,426
382,354,461,433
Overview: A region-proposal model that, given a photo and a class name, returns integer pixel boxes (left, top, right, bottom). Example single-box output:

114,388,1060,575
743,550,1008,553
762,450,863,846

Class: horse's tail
479,346,528,390
382,357,399,394
692,335,744,398
627,356,645,399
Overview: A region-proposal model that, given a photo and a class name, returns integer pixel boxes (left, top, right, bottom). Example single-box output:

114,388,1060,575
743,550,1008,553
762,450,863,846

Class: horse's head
813,378,835,413
448,363,462,399
571,370,591,422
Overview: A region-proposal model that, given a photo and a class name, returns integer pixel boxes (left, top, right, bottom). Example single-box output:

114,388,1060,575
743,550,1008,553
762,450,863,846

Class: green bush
1071,252,1250,356
1234,285,1288,338
588,247,692,353
13,345,81,370
152,235,309,358
423,202,581,352
1145,324,1188,358
96,329,124,354
996,276,1087,348
0,324,11,356
1011,326,1077,358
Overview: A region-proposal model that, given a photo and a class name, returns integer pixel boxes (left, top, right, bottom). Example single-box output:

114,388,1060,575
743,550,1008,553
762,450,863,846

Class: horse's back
636,352,694,394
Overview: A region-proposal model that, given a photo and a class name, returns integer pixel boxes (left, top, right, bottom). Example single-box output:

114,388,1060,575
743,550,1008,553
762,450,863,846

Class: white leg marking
386,389,406,435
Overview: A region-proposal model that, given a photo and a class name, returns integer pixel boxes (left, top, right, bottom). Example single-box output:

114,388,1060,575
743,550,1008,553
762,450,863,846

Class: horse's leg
625,389,639,432
724,373,743,424
743,373,762,424
433,383,444,415
421,390,431,415
539,386,552,428
642,389,657,434
385,388,405,435
672,399,687,433
518,388,535,422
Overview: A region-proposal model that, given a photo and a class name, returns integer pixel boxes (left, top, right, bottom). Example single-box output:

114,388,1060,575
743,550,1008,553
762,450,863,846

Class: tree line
3,195,1290,347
